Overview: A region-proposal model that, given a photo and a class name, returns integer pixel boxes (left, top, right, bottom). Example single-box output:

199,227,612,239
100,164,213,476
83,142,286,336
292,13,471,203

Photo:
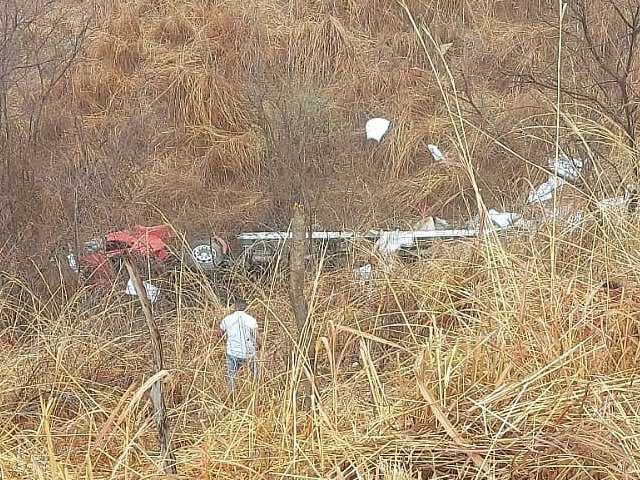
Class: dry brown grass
8,0,637,247
199,131,264,183
285,15,365,82
94,35,145,73
153,12,195,45
112,7,143,38
9,0,596,237
162,66,251,131
3,212,640,478
5,1,640,475
72,65,131,113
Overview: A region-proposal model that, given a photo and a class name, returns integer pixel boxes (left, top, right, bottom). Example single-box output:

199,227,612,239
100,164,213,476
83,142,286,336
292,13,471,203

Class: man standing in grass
220,298,260,391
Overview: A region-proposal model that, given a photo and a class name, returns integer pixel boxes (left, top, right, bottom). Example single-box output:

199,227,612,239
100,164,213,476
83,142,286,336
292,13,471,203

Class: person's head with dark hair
234,298,247,311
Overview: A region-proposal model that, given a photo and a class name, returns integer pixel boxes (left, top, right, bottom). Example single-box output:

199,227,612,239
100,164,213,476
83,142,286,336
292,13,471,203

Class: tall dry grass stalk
8,0,636,249
2,209,640,478
5,1,640,477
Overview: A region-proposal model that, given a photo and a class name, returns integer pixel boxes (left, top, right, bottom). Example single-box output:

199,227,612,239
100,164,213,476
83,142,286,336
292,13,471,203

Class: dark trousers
226,354,258,391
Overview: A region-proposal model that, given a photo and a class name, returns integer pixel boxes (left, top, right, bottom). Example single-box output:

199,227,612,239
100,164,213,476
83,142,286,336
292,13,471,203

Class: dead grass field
3,0,622,260
2,0,636,262
2,0,640,478
2,211,640,479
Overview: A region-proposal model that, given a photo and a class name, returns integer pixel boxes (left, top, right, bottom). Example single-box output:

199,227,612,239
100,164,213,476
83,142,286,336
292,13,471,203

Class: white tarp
125,278,160,304
528,175,565,204
487,209,522,228
528,154,584,204
428,144,445,161
374,230,416,255
549,155,583,182
373,216,448,255
365,118,390,142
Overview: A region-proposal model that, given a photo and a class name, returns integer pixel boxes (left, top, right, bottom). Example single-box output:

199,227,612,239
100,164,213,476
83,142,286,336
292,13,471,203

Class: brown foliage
94,35,145,73
153,13,195,45
163,67,251,131
72,65,128,112
3,0,639,275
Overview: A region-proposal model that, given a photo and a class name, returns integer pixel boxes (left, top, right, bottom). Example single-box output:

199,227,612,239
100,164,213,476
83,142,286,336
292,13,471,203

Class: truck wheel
186,239,224,271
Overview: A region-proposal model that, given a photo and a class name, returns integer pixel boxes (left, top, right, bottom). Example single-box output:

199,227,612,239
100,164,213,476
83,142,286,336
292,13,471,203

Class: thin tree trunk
123,256,177,475
288,203,315,408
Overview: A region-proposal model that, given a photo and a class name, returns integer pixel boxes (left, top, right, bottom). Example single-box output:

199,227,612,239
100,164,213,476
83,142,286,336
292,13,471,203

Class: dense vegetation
1,0,640,478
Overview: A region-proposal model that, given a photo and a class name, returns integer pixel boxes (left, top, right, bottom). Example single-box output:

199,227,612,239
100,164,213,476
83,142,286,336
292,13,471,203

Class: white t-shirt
220,311,258,359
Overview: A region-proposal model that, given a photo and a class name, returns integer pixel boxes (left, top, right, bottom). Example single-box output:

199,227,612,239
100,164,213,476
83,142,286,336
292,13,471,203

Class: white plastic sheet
528,154,584,204
528,175,565,204
374,230,415,254
373,216,450,255
125,278,160,304
428,144,445,161
365,118,390,142
487,209,522,228
549,155,583,182
354,263,373,281
66,253,79,272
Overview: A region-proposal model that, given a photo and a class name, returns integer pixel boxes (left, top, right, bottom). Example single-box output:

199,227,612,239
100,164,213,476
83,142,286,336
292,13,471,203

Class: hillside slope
1,2,640,479
6,0,635,272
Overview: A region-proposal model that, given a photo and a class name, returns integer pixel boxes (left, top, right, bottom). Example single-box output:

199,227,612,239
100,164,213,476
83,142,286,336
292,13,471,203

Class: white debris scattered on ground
487,209,523,228
354,263,373,285
465,210,525,230
428,144,445,161
528,154,584,204
354,262,375,295
374,230,415,255
595,191,634,221
365,118,390,142
597,184,636,215
355,263,373,280
525,158,632,230
66,252,79,272
125,277,160,303
528,175,566,204
567,210,584,229
599,195,627,209
373,216,449,255
550,154,583,182
531,191,630,232
370,216,450,273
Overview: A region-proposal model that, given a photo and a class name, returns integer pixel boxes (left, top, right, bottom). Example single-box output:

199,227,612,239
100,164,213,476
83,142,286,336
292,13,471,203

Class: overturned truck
236,219,517,271
66,224,230,288
65,220,518,298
